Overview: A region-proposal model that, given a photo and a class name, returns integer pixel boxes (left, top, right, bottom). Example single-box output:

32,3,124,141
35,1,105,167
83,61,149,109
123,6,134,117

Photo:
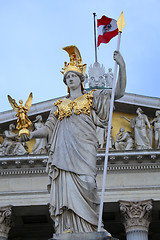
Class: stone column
0,206,12,240
119,200,152,240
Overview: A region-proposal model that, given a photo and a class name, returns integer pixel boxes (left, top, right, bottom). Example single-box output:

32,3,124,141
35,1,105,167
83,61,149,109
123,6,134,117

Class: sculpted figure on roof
115,127,134,150
3,124,27,155
122,108,152,150
31,115,48,154
151,110,160,149
105,68,113,88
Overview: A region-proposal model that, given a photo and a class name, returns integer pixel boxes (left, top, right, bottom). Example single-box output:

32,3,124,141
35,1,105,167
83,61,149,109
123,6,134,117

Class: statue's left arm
92,89,111,124
144,115,151,129
150,118,156,125
114,51,126,100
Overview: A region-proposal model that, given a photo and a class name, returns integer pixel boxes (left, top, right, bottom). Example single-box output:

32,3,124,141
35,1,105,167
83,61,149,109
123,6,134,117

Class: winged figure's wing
8,95,19,112
25,92,33,111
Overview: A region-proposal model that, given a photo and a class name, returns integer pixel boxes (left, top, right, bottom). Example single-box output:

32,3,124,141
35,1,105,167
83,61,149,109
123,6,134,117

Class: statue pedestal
49,232,119,240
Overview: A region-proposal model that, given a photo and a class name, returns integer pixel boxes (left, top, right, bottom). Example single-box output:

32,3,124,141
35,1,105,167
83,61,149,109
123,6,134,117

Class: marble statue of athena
25,45,126,234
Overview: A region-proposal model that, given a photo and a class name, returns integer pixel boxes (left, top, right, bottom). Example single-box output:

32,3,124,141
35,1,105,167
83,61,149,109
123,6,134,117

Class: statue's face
9,124,14,130
120,127,124,132
88,62,105,88
65,72,81,90
89,75,105,87
136,108,142,115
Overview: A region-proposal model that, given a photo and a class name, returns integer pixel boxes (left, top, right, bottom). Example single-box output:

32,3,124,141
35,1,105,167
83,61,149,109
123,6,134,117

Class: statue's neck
69,87,83,100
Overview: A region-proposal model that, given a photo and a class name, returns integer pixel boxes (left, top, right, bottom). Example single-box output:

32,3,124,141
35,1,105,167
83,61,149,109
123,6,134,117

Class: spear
93,13,98,63
98,11,125,231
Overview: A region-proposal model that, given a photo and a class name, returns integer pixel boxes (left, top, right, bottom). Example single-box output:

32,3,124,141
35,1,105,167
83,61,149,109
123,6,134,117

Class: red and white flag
97,16,118,47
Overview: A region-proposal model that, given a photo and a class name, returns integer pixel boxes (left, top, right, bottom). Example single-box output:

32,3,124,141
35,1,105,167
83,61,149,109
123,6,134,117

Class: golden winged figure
8,92,33,136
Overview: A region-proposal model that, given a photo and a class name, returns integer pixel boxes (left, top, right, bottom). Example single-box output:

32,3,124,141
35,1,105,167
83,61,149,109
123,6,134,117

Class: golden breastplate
54,90,95,120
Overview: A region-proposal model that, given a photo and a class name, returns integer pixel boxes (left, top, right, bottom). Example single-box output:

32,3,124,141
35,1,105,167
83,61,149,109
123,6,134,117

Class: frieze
0,168,46,176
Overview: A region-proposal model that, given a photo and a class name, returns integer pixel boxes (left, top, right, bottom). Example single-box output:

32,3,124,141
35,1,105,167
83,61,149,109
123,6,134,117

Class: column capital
119,199,152,233
0,205,12,239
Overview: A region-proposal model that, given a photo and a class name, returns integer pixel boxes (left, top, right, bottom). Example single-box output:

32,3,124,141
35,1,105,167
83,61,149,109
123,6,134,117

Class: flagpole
93,13,98,63
97,31,122,232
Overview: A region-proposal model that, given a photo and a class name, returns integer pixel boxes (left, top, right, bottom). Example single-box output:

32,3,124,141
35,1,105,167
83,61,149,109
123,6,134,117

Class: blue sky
0,0,160,112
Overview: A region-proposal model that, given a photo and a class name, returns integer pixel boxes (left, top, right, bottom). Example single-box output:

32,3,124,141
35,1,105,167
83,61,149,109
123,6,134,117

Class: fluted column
0,206,12,240
119,200,152,240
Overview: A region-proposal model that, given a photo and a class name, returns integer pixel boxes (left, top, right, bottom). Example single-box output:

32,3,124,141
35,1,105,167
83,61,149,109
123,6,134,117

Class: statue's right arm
21,106,57,142
20,126,50,142
31,106,57,139
121,116,130,122
30,126,49,139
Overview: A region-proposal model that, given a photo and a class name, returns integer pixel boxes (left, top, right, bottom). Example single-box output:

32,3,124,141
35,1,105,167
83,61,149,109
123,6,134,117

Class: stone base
49,231,119,240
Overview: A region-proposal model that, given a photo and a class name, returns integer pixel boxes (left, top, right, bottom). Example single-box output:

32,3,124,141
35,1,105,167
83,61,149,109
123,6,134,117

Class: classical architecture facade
0,92,160,240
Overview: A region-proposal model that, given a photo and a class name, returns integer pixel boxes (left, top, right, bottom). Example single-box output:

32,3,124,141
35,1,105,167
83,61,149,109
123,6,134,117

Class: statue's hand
113,51,124,66
20,133,31,142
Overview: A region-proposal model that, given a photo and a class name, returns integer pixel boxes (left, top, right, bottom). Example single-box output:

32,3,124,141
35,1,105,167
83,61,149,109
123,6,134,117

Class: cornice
116,93,160,110
0,149,160,176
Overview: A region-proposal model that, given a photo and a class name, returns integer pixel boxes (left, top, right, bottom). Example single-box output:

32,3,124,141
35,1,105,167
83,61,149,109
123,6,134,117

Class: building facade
0,92,160,240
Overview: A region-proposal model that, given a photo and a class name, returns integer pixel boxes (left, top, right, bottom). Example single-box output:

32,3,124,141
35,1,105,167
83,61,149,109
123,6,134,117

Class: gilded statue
8,93,33,136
